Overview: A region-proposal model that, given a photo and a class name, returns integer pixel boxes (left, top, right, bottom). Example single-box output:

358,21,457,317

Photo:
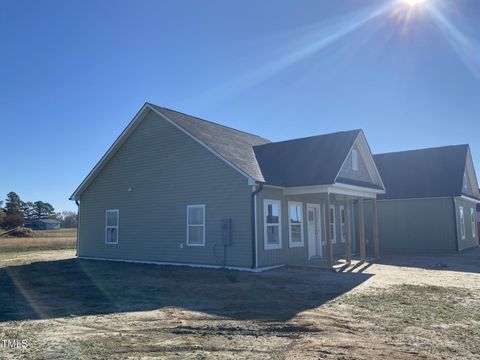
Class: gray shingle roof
253,130,361,187
149,104,270,182
374,145,478,200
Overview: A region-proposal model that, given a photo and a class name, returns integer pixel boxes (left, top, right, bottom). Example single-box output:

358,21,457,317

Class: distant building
30,219,61,230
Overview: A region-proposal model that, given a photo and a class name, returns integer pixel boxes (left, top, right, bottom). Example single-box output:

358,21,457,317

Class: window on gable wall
187,205,205,246
352,149,358,171
105,209,119,244
463,173,468,191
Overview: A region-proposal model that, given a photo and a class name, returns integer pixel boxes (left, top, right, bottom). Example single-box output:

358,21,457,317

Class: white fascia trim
70,103,151,200
283,183,383,198
78,256,285,273
149,105,256,186
458,195,480,204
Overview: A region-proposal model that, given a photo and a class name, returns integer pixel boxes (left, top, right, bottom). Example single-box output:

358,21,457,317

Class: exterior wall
338,143,372,183
255,188,355,267
78,109,253,268
375,197,457,253
454,197,479,251
462,169,474,196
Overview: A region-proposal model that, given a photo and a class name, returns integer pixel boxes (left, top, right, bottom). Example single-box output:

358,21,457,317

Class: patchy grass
0,228,76,252
342,284,480,356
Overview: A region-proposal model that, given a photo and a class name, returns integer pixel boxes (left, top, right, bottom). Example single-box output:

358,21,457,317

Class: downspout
251,182,264,269
75,200,80,256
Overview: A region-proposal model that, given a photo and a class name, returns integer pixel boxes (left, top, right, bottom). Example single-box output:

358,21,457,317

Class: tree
3,213,24,229
23,202,35,221
33,201,55,219
61,211,78,228
0,208,5,228
5,192,25,216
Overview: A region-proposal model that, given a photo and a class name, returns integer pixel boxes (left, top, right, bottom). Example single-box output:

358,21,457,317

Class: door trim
306,203,322,259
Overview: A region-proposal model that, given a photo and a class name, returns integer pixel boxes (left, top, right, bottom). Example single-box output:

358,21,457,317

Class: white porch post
325,193,333,267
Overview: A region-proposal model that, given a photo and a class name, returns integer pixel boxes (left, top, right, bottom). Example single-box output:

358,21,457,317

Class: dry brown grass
0,228,76,252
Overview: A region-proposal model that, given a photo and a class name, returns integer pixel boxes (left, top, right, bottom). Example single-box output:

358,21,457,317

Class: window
288,202,304,247
463,173,468,191
187,205,205,246
459,206,466,240
329,205,337,244
339,205,346,243
105,209,119,244
352,149,358,171
471,208,476,238
264,199,281,250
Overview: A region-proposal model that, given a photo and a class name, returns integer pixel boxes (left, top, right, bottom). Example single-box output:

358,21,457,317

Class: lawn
0,249,479,359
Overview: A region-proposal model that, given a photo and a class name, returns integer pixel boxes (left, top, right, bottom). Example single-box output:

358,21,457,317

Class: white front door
307,204,322,258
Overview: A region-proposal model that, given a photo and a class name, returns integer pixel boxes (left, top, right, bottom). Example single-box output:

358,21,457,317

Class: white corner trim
77,256,285,272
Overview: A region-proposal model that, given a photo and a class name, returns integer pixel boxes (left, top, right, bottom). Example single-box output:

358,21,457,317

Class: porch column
344,199,351,264
358,198,366,261
325,193,333,267
373,198,380,258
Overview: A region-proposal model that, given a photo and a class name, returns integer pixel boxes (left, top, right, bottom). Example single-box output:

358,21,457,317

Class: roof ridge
148,103,271,142
374,144,468,157
254,129,362,148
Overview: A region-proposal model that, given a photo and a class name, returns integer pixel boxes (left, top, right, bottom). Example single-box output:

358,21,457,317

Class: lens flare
401,0,427,6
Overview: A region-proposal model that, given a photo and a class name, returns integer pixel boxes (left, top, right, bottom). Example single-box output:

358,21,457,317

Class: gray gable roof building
374,145,480,201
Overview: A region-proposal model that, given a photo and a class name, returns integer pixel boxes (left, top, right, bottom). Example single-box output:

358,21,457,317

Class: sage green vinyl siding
255,188,354,266
78,109,252,267
454,197,479,251
376,198,457,253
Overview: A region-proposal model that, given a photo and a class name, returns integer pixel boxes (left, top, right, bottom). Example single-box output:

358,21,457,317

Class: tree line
0,192,77,229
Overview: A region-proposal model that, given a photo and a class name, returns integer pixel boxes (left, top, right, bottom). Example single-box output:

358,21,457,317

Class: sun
401,0,427,6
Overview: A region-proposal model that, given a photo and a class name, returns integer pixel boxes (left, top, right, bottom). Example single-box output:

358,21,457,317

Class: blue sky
1,0,480,212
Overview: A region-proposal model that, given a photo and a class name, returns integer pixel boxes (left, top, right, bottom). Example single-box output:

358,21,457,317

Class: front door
307,204,322,258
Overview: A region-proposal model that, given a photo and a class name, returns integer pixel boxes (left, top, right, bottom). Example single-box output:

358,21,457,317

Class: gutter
251,183,264,269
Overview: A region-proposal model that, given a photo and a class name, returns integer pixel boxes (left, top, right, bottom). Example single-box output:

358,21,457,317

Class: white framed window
339,205,346,243
187,205,205,246
459,206,466,240
471,208,476,238
329,205,337,244
288,202,304,247
105,209,119,244
264,199,282,250
463,172,468,191
352,149,358,171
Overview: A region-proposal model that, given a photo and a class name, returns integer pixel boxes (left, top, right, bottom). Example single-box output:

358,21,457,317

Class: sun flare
401,0,427,6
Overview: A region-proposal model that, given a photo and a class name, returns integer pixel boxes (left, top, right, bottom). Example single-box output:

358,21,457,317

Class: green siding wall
454,197,479,251
376,198,457,253
78,109,253,267
255,188,355,267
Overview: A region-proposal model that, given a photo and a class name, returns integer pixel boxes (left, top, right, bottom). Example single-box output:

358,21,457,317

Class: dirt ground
0,249,479,359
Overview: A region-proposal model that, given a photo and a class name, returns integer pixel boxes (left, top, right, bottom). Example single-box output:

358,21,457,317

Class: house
477,202,480,236
30,219,61,230
373,145,480,254
70,103,385,270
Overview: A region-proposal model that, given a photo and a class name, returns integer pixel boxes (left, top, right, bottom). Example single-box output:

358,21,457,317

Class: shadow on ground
0,258,371,322
378,246,480,273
